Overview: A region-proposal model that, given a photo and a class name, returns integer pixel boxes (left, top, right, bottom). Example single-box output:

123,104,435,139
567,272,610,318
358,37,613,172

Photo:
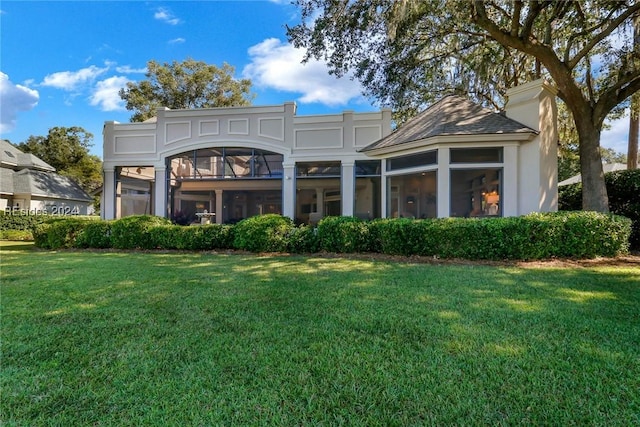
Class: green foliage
0,211,48,231
316,216,372,253
32,218,93,249
374,213,630,259
75,221,112,249
110,215,172,249
26,212,631,259
0,229,33,241
559,169,640,249
119,58,254,122
286,224,319,254
16,127,102,195
233,214,294,253
149,224,235,250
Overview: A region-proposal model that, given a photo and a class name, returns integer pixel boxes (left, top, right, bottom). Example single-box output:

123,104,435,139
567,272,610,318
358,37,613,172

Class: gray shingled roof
1,140,55,171
0,167,14,194
11,169,92,201
361,95,537,152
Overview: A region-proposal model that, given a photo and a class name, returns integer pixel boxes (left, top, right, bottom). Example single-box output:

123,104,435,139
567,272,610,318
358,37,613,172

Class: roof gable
361,95,536,152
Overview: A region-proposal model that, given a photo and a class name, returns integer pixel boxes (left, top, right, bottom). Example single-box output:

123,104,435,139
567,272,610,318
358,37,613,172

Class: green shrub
149,224,235,250
32,217,92,249
316,216,371,253
559,169,640,250
233,214,294,253
287,225,319,254
0,211,48,232
0,229,34,241
110,215,172,249
375,212,630,260
75,221,112,248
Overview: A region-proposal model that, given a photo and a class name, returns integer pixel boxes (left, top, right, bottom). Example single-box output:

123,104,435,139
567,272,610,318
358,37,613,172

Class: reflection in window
169,148,283,179
387,150,437,171
450,147,503,163
450,169,502,217
355,160,381,220
296,161,341,225
387,171,437,219
116,166,155,217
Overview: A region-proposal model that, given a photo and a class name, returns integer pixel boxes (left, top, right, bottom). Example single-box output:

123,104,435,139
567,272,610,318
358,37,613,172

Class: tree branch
511,0,523,36
568,3,640,69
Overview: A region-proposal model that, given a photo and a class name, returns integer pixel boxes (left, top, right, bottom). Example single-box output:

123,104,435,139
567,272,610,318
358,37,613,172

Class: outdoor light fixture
406,196,415,204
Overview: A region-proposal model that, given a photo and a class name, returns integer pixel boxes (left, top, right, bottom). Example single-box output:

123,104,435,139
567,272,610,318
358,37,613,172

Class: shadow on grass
2,249,639,425
0,241,35,251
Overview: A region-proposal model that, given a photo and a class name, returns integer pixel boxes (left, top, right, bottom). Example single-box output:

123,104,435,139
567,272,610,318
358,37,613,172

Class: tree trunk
628,95,639,170
575,118,609,212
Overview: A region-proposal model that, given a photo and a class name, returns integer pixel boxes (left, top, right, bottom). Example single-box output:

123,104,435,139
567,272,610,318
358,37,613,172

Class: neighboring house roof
0,167,14,195
558,163,628,187
361,95,537,153
0,139,92,202
10,169,92,202
0,139,55,171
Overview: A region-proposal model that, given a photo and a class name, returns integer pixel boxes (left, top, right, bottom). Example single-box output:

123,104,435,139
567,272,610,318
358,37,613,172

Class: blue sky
0,0,631,158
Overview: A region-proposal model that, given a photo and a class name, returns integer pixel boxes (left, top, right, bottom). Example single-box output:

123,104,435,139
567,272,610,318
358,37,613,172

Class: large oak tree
288,0,640,212
119,59,254,122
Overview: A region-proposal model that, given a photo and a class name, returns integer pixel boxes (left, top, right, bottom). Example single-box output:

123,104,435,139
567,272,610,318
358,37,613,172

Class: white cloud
41,65,108,91
243,38,365,107
0,72,39,133
90,76,129,111
601,110,631,155
116,65,147,74
154,7,181,25
168,37,186,45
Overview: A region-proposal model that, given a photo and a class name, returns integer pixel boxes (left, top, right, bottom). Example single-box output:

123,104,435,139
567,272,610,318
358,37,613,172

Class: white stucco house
102,79,557,224
1,139,93,215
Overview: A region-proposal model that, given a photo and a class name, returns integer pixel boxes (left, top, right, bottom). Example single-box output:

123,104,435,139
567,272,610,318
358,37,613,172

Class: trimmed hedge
110,215,172,249
31,212,631,260
0,212,99,241
317,216,372,253
233,214,294,253
32,217,95,249
559,169,640,249
149,224,234,250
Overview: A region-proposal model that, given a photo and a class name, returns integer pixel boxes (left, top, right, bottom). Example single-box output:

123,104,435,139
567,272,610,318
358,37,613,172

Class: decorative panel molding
258,118,285,141
294,128,343,150
114,135,156,154
354,125,382,147
165,122,191,144
228,118,249,135
199,120,220,136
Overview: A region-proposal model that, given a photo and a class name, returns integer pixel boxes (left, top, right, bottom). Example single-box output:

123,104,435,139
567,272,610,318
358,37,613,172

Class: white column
282,163,296,220
380,159,388,218
502,145,519,216
341,161,355,216
154,166,167,218
103,168,116,220
437,148,450,218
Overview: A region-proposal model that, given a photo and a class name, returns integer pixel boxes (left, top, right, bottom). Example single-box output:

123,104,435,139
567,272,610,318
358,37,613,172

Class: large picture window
116,166,154,217
167,148,283,224
295,161,341,225
355,160,381,220
387,171,437,219
450,168,502,217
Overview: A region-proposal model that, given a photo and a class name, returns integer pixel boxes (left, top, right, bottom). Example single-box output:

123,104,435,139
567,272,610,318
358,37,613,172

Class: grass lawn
1,241,639,425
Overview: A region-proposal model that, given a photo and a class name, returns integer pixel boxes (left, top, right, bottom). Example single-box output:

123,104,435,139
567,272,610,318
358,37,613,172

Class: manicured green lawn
1,242,639,425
